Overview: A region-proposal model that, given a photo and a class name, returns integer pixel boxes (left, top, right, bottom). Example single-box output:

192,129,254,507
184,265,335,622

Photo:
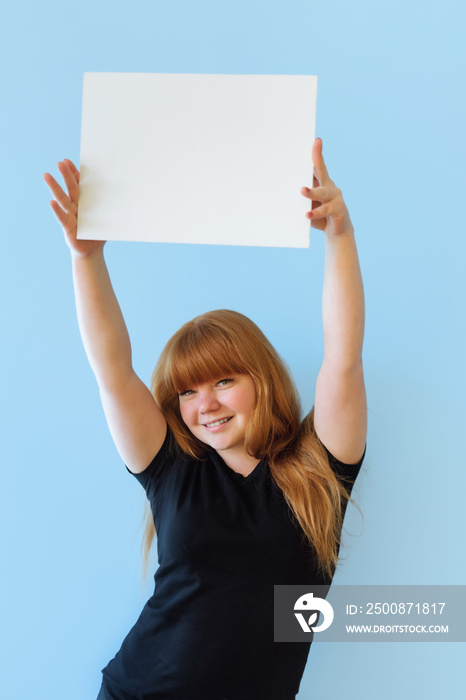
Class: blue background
1,1,465,698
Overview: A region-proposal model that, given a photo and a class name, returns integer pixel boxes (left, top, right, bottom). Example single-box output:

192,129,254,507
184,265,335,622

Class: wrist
70,243,106,262
324,225,355,244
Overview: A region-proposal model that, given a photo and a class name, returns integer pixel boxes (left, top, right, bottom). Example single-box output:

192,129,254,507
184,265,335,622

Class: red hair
139,310,356,582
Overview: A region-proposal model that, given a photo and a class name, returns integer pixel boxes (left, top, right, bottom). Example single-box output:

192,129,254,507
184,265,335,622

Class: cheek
178,402,188,425
246,397,257,417
179,402,195,427
243,382,257,414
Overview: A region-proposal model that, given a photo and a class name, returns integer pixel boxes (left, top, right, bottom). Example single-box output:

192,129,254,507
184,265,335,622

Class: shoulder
322,441,366,490
126,427,182,491
299,408,366,480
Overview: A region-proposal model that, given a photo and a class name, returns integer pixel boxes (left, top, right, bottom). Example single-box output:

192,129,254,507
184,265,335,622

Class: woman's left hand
300,138,354,238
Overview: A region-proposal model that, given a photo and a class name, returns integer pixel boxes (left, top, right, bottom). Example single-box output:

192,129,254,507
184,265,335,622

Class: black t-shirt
101,429,365,700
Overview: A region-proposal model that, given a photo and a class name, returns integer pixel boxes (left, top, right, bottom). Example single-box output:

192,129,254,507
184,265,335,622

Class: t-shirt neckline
208,448,264,484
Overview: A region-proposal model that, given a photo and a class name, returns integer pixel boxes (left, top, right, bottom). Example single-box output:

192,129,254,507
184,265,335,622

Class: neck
216,447,261,476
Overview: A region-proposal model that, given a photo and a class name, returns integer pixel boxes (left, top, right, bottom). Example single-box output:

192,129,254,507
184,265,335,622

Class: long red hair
139,309,356,582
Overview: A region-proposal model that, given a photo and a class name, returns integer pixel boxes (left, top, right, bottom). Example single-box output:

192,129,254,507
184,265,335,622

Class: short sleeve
323,443,366,496
125,427,174,496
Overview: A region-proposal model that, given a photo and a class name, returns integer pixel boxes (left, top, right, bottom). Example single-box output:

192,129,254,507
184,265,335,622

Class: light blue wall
1,1,465,698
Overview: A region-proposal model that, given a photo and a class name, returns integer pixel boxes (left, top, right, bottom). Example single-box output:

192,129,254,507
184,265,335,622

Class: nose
198,387,221,414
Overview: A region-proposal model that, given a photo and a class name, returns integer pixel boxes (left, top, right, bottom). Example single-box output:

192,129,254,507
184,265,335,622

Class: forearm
321,229,365,369
71,249,133,392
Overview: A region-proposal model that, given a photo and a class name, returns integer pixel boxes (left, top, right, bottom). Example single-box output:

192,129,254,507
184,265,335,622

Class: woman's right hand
43,159,105,258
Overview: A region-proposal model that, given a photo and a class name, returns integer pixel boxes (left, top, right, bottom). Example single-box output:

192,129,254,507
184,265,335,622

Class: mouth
203,417,233,428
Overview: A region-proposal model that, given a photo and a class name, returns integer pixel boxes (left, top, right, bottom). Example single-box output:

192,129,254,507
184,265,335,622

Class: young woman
44,138,367,700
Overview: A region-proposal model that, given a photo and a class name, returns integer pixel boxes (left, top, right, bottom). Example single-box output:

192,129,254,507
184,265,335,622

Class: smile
204,417,232,428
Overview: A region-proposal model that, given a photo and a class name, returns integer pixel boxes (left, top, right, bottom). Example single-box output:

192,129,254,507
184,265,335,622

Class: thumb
312,138,329,186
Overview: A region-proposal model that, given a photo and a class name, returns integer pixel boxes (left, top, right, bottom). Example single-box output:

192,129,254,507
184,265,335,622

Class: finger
44,172,74,213
63,158,80,183
58,160,79,198
309,194,347,219
312,138,330,186
50,199,74,230
57,161,79,204
307,202,331,220
300,185,333,202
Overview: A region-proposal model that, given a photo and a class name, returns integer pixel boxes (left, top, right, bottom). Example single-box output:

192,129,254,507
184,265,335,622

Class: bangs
164,323,249,394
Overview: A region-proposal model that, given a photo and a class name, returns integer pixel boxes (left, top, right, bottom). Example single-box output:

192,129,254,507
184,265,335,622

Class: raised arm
44,160,166,473
300,139,367,464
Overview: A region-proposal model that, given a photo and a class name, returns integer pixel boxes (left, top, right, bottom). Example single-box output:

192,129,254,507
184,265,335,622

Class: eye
179,389,195,397
217,378,233,387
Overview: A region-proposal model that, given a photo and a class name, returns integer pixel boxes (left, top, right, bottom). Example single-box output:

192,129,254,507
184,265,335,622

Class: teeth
206,417,230,427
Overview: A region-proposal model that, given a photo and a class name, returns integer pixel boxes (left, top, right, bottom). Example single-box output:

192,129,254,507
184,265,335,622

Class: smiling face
178,374,257,464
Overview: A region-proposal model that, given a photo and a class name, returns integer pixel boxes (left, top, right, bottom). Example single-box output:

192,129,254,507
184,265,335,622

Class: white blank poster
77,73,317,247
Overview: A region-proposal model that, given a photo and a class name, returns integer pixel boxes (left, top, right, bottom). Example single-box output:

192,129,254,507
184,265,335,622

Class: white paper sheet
77,73,317,247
